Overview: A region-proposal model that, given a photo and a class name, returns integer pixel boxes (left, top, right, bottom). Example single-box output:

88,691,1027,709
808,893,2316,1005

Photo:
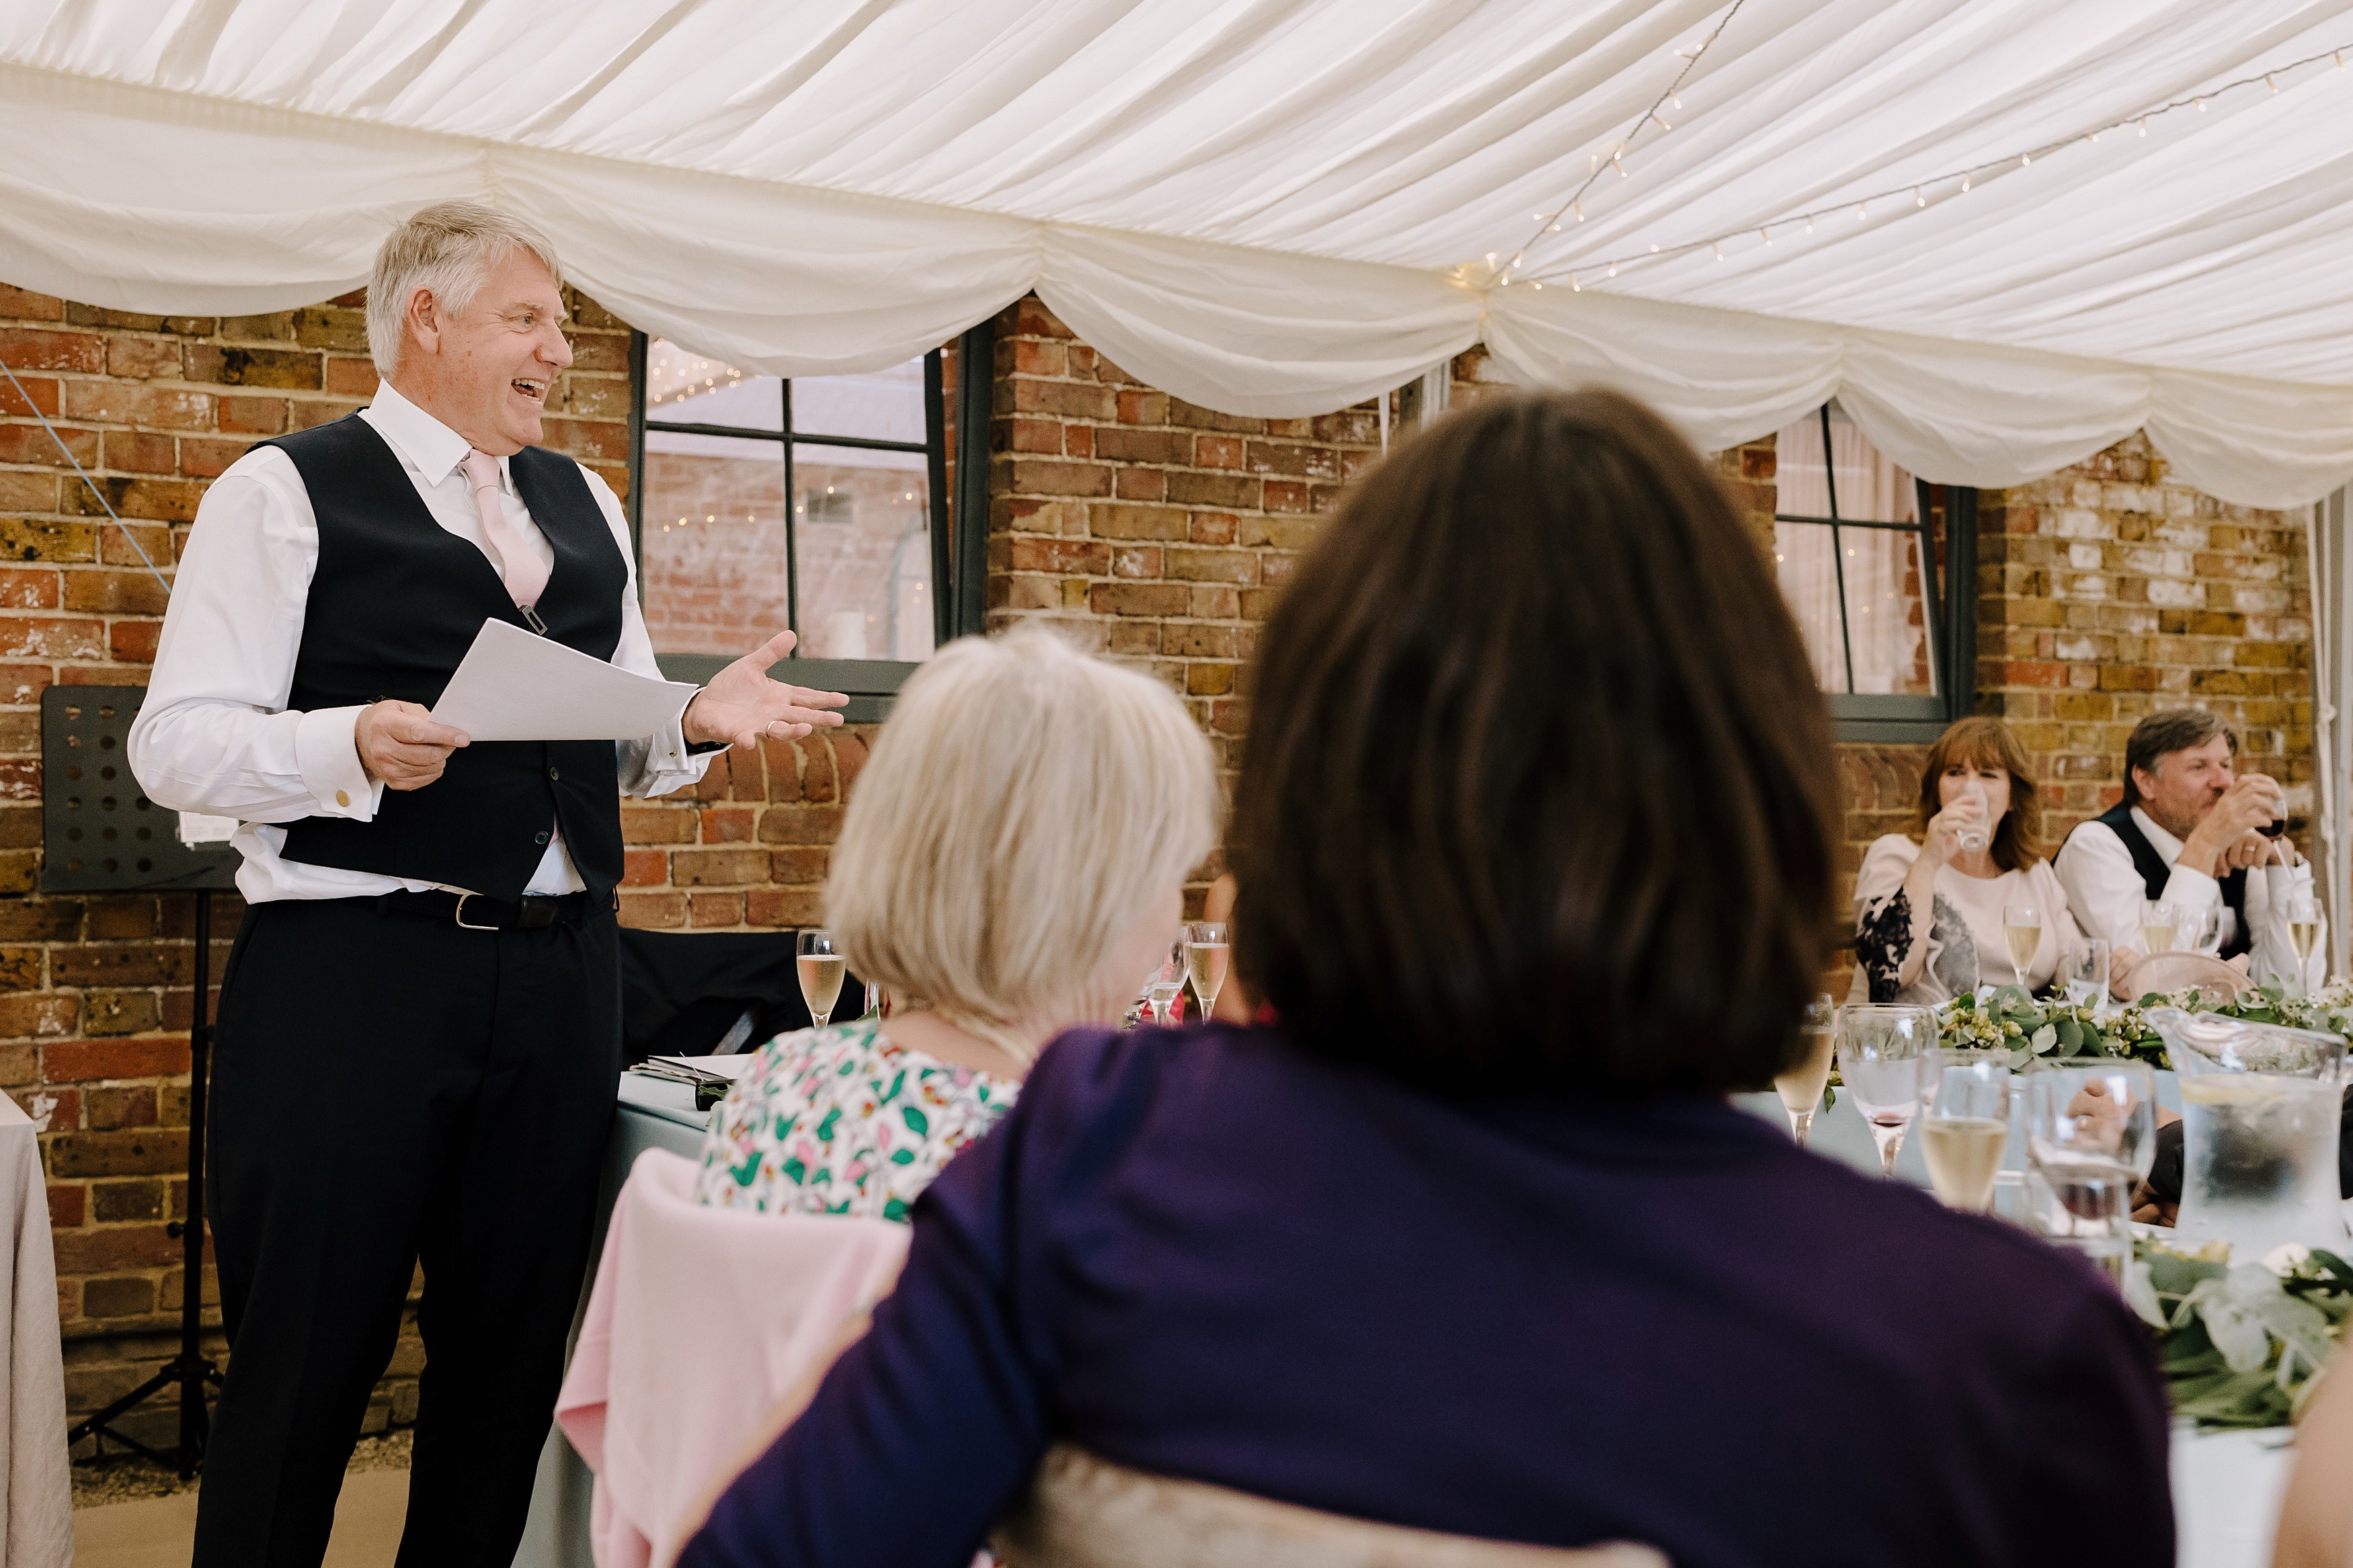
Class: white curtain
7,1,2353,505
1774,409,1929,696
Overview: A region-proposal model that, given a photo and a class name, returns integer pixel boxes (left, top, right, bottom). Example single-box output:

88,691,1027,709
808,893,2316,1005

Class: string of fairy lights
1483,0,1751,289
1492,31,2353,295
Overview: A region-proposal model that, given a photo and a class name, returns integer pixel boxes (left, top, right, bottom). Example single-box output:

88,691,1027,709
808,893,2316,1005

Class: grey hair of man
2121,707,2237,806
363,200,564,379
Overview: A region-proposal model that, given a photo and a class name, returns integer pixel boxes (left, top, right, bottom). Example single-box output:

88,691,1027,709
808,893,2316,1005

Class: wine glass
1142,938,1185,1025
1919,1055,2013,1212
2000,904,2041,987
2188,904,2225,958
2139,900,2180,956
1773,995,1837,1147
2021,1061,2157,1284
2287,891,2321,995
1184,921,1230,1019
2062,938,2110,1009
1834,1004,1936,1177
796,928,848,1028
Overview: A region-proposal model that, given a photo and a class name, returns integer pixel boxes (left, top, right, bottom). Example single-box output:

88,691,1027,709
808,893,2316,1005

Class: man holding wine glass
2055,708,2320,992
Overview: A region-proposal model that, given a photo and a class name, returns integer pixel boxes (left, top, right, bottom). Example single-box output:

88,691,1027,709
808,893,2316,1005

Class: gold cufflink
336,790,351,808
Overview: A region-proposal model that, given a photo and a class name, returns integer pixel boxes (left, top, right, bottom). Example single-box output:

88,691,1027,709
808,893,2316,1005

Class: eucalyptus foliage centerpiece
2131,1243,2352,1429
1933,987,2167,1070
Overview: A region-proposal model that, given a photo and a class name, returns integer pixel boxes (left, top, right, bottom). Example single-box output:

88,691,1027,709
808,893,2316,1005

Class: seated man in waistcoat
2054,707,2317,993
127,201,847,1568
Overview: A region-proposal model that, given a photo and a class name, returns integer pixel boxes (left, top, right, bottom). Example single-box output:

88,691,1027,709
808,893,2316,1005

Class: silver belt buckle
453,893,499,931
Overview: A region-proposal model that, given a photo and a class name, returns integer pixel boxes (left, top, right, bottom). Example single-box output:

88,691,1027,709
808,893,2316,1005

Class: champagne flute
1834,1004,1936,1177
2140,900,2179,956
1919,1054,2013,1212
1143,938,1185,1025
2288,891,2321,995
796,928,848,1028
1773,995,1837,1147
2000,903,2041,986
1184,921,1230,1019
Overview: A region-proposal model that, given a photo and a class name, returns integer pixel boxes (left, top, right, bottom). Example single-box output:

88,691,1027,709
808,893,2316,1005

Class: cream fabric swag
7,0,2353,506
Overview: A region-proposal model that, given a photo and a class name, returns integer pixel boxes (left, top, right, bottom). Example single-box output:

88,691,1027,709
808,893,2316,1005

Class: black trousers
194,897,621,1568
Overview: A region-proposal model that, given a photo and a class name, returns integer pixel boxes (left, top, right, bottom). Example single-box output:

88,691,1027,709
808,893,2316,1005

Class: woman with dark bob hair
679,392,2171,1568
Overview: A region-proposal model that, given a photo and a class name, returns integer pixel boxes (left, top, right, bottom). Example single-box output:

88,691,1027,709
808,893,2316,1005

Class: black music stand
43,687,238,1477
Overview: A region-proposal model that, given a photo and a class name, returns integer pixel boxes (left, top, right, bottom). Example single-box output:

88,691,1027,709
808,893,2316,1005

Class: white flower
2122,1260,2168,1329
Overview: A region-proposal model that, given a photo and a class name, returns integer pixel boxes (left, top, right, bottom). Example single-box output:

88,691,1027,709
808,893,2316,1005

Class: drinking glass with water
2062,938,2109,1008
2021,1061,2156,1284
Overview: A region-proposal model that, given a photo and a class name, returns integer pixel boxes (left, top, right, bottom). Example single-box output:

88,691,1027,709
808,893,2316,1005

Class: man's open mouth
512,378,548,402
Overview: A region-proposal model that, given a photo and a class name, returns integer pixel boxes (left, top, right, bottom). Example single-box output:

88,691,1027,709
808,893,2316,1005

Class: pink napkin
555,1148,912,1568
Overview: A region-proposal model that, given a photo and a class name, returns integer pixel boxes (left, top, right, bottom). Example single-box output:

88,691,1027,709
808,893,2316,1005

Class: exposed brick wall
1978,431,2313,842
984,297,1386,779
0,282,632,1446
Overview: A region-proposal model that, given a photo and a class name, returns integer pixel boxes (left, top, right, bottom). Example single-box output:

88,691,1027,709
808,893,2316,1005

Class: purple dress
680,1022,2173,1568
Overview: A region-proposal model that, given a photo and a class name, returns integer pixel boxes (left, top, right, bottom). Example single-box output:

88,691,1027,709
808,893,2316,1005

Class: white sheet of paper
430,618,699,741
651,1054,756,1081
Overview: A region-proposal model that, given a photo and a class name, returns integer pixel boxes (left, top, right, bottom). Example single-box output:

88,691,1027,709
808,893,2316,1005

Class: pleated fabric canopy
6,0,2353,505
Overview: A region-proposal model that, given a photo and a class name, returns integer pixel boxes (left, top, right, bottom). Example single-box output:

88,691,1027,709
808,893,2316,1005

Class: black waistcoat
264,415,629,903
2089,801,2249,960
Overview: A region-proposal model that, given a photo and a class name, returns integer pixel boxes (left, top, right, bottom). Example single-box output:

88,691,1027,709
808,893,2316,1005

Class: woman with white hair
695,625,1218,1218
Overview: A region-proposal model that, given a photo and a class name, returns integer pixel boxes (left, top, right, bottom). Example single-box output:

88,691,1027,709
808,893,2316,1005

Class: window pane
1773,520,1848,694
792,442,934,662
1775,403,1918,524
791,359,927,445
647,338,782,432
1841,526,1937,696
641,429,789,657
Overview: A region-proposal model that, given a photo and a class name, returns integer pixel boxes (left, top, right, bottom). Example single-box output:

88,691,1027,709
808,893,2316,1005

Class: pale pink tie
458,450,551,610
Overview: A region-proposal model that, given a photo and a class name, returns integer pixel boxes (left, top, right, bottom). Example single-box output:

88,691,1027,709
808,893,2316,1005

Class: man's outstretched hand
682,630,849,751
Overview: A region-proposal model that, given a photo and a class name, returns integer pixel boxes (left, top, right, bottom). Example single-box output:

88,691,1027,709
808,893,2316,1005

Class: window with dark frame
626,327,991,719
1771,402,1977,741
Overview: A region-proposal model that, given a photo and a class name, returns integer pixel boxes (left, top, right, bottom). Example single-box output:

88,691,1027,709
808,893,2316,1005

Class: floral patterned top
693,1018,1019,1221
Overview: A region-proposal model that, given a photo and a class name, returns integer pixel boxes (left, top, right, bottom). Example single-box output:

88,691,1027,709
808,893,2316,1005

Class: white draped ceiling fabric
7,0,2353,505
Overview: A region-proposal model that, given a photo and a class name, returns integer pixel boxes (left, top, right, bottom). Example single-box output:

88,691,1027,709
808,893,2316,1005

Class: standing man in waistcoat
2055,707,2319,991
128,202,847,1567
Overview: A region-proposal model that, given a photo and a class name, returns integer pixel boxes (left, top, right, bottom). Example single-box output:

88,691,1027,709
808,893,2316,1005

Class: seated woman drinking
694,626,1216,1218
681,392,2172,1568
1854,714,2090,1003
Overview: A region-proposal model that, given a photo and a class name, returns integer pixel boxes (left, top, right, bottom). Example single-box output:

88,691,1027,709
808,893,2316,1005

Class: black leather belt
375,889,592,930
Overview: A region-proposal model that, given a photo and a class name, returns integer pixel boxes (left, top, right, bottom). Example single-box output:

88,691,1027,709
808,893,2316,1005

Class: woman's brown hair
1914,716,2041,872
1228,390,1837,1097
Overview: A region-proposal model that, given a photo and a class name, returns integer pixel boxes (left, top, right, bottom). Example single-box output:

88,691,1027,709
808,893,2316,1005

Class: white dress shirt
128,382,711,904
2053,804,2319,987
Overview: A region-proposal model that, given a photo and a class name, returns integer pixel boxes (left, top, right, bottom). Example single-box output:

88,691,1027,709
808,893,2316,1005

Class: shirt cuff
657,690,706,767
295,706,381,820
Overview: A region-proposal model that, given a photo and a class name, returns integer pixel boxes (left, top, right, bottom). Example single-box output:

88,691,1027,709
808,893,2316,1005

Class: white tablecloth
0,1096,70,1567
512,1083,709,1568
